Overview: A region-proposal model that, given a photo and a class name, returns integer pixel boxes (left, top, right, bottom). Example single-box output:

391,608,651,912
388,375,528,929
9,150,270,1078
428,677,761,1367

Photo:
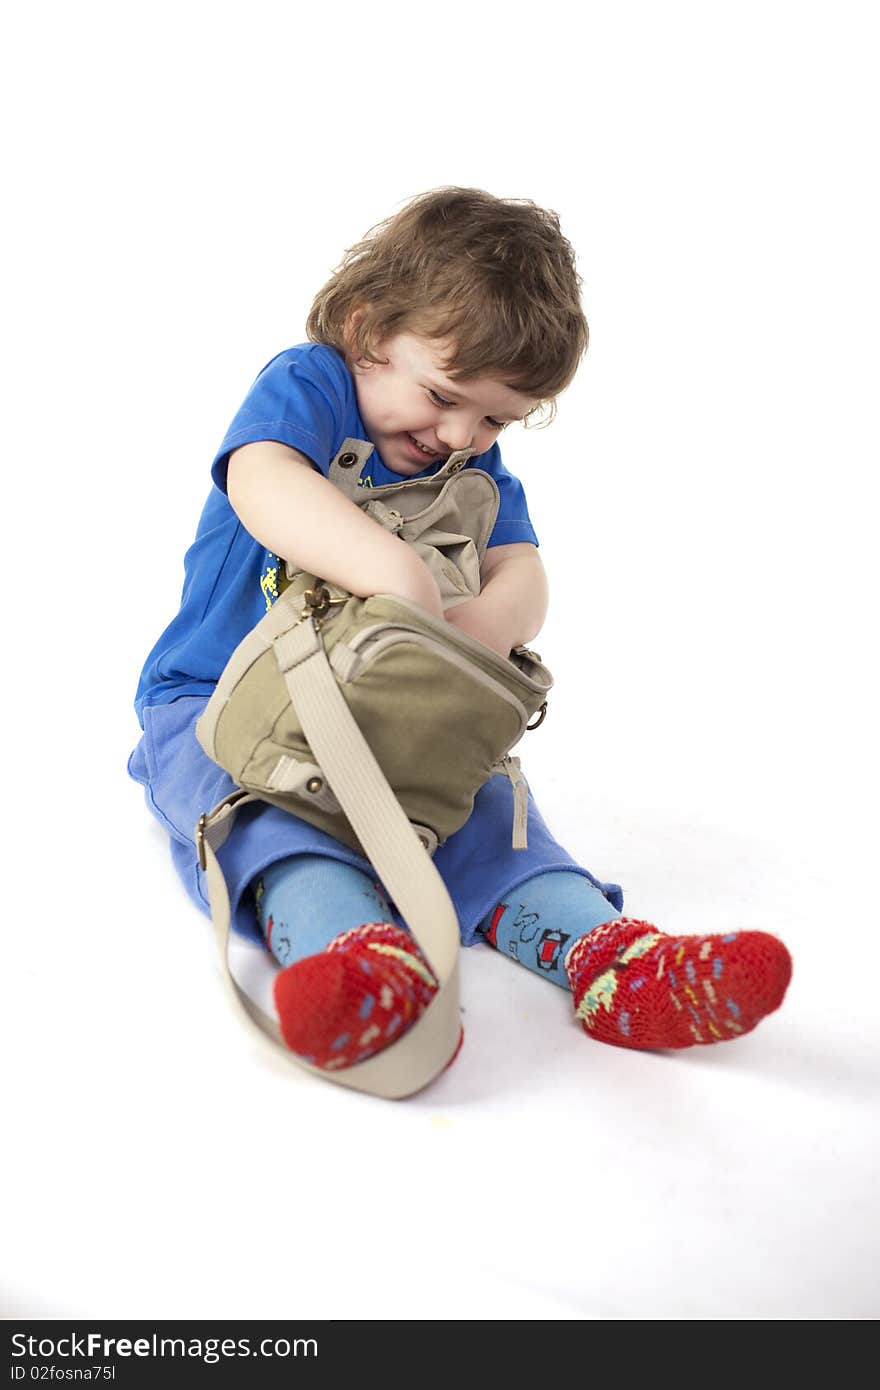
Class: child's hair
306,186,589,427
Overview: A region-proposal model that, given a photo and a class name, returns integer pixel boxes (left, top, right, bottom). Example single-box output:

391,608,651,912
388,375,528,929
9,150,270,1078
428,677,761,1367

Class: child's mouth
405,432,439,459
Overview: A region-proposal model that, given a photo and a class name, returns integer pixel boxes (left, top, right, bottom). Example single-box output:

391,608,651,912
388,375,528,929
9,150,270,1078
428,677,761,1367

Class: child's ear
343,303,368,359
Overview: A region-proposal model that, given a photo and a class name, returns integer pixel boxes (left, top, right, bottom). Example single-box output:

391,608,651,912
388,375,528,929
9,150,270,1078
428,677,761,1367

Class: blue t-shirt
134,342,538,726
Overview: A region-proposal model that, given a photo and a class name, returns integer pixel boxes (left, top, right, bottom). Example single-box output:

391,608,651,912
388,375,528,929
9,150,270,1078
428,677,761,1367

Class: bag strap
197,608,462,1099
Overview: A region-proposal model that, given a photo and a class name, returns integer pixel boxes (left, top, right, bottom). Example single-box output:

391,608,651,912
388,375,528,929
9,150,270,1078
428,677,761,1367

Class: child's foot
273,922,458,1071
565,918,792,1049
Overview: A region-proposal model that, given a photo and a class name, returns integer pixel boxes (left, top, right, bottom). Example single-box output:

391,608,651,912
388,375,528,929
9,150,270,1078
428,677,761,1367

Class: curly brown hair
305,186,589,427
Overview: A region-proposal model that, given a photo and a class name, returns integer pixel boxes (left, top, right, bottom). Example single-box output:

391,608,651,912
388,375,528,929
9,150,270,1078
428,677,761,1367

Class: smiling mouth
406,432,441,458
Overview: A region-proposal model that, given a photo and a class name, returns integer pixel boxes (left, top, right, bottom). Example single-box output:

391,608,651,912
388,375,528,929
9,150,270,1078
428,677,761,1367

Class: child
128,186,791,1073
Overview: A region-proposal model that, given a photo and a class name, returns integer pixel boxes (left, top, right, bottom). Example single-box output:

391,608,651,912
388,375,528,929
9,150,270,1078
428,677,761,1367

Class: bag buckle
302,584,347,631
303,584,331,621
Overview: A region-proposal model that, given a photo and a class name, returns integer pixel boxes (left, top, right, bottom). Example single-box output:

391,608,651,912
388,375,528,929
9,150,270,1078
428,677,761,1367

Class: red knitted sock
565,917,792,1049
273,922,456,1071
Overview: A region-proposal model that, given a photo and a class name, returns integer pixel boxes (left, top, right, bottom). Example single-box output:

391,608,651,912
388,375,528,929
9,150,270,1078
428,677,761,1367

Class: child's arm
444,543,549,657
227,440,444,617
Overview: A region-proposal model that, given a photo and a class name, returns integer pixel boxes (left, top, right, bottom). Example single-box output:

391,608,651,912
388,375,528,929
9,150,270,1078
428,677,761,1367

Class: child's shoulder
251,340,354,404
212,341,361,488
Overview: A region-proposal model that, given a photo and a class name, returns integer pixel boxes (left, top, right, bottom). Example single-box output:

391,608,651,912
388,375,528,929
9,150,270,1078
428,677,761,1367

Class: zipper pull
498,755,529,849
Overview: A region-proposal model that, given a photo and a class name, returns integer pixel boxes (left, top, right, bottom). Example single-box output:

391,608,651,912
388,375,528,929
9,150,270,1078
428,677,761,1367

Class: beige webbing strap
197,623,462,1099
198,790,286,1048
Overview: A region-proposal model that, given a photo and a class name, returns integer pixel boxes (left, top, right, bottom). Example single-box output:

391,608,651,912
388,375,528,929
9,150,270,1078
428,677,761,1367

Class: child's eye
427,388,506,431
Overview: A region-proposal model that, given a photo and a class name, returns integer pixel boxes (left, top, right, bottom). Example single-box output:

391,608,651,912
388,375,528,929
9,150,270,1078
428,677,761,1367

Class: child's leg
255,855,396,967
478,870,791,1049
253,855,442,1071
479,872,621,988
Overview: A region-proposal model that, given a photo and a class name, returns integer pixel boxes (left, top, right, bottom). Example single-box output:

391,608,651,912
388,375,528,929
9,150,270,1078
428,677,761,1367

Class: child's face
346,329,541,476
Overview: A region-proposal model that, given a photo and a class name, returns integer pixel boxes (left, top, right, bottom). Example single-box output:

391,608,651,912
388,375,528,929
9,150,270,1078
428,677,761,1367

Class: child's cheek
379,404,406,432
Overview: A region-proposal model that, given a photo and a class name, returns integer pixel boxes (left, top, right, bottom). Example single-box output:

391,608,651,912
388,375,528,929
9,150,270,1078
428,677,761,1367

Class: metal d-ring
526,701,548,731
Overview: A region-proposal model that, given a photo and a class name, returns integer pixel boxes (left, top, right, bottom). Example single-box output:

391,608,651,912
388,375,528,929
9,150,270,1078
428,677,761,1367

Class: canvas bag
194,439,552,1098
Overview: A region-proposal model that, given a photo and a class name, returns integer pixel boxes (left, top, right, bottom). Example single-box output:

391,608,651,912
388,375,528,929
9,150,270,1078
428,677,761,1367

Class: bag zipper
342,626,533,738
349,605,551,694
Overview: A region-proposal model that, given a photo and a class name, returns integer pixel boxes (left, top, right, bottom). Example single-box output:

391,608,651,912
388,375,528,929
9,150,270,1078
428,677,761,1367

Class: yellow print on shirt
260,558,279,610
261,553,292,610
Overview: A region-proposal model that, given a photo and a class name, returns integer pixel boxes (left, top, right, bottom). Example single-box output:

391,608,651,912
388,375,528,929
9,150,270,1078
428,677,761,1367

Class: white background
3,0,878,1320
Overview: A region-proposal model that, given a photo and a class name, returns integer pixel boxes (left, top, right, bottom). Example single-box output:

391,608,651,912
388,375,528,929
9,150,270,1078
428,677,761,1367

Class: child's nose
436,414,476,451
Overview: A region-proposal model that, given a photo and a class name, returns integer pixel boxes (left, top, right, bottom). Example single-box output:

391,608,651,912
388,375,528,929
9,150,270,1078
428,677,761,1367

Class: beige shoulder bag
195,441,552,1098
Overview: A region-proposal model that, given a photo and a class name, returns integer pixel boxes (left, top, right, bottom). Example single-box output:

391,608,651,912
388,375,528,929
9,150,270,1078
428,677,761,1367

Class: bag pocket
313,615,549,846
345,610,552,702
337,626,534,740
200,590,553,854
